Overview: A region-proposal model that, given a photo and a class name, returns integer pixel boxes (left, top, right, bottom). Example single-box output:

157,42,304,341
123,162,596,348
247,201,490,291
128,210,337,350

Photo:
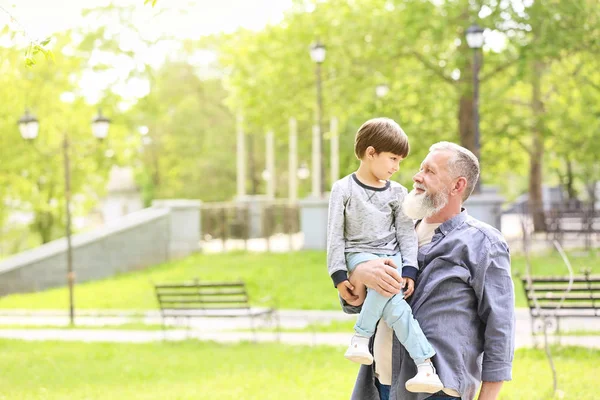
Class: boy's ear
366,146,376,158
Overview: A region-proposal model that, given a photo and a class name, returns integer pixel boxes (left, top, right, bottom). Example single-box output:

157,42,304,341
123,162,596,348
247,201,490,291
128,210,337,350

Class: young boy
327,118,443,394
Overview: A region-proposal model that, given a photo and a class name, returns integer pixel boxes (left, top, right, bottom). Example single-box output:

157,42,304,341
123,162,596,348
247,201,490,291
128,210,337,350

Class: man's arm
478,381,503,400
476,240,515,385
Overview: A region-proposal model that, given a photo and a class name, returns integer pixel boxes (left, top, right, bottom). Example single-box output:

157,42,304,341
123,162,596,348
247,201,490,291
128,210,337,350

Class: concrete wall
299,196,329,250
0,200,201,296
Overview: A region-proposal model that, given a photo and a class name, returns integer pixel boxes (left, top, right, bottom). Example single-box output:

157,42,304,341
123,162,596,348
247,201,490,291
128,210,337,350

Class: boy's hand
337,280,359,303
402,277,415,299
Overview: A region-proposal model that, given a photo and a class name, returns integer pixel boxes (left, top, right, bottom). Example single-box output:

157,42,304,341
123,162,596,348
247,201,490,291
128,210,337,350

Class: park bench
544,207,600,249
153,279,279,339
521,272,600,334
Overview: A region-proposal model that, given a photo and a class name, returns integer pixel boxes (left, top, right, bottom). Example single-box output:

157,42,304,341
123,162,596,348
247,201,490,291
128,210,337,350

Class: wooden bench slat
526,295,600,301
155,282,245,289
162,306,251,311
521,277,600,283
160,299,248,304
157,290,247,296
524,287,600,293
533,304,598,309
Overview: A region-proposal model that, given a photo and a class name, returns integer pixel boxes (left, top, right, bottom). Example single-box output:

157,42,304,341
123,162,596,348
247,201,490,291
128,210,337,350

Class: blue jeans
426,391,461,399
346,252,435,364
375,379,390,400
376,386,459,400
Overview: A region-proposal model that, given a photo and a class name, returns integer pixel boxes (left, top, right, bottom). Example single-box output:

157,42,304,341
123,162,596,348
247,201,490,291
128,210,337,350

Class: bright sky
3,0,506,107
2,0,293,105
7,0,293,40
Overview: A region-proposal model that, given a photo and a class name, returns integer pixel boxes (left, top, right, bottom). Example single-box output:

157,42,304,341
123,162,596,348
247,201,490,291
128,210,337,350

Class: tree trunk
529,60,547,232
35,211,54,244
458,93,476,154
248,133,258,195
564,155,576,201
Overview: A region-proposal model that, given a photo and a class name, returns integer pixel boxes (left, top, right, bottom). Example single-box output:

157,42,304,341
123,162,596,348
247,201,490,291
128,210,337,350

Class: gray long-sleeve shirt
344,210,515,400
327,173,418,287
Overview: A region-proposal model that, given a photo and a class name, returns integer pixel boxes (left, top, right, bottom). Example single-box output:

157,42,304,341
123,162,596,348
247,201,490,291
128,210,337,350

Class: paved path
0,308,598,349
0,328,598,349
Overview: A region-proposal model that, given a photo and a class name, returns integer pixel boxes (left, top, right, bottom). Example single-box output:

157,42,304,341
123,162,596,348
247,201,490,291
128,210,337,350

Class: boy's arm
327,181,348,287
394,186,418,281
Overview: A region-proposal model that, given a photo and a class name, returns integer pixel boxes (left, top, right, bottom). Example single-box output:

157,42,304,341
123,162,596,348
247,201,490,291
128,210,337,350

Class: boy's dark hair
354,118,410,159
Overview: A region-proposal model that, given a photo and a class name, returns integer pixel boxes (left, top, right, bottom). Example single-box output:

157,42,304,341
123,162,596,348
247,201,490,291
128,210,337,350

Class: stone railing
0,200,201,296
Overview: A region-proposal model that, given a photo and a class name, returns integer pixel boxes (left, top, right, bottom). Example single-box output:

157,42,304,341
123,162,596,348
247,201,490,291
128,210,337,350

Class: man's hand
402,277,415,299
336,280,358,303
345,281,366,306
349,258,402,298
478,381,503,400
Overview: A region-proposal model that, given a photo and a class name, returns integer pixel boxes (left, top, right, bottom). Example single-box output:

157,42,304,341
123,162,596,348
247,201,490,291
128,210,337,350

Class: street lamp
92,109,110,139
261,169,271,182
18,109,39,139
309,40,326,197
297,162,310,180
18,108,111,326
375,83,390,98
466,24,484,193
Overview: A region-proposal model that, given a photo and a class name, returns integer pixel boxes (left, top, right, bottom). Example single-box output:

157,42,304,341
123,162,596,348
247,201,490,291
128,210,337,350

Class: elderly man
344,142,515,400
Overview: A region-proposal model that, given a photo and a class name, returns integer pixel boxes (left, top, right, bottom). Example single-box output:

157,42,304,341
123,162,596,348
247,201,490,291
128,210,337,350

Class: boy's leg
381,294,442,393
381,252,434,363
381,294,435,363
344,252,390,365
346,253,391,337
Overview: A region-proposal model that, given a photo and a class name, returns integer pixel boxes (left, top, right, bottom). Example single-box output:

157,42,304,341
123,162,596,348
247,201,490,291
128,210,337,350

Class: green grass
0,323,165,331
502,346,600,399
0,339,598,399
0,339,358,400
0,249,597,311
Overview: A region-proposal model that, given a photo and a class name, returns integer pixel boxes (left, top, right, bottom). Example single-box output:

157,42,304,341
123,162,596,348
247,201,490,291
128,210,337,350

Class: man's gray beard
402,188,449,220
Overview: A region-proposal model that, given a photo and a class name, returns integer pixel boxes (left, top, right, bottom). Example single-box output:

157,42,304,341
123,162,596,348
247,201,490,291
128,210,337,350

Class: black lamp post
18,108,111,326
309,40,326,196
466,24,484,193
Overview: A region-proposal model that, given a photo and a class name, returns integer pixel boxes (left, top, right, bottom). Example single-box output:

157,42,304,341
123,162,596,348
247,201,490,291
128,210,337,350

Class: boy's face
369,151,403,181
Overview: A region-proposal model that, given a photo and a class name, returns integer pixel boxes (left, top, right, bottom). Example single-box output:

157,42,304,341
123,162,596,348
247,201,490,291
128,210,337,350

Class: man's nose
413,172,423,183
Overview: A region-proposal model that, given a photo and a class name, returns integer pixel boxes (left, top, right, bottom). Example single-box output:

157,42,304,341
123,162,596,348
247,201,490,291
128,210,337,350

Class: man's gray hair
429,141,480,201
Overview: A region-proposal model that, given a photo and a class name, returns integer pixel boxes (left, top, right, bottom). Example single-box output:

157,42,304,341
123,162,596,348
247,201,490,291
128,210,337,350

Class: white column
330,116,339,185
311,124,321,198
236,113,246,198
266,130,275,199
288,118,297,203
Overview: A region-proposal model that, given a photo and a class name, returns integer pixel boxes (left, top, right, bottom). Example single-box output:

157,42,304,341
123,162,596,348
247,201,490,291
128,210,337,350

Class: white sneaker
344,335,373,365
405,360,444,394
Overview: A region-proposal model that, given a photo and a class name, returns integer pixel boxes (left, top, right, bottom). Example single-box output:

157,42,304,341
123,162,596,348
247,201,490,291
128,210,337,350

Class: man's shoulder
464,214,507,248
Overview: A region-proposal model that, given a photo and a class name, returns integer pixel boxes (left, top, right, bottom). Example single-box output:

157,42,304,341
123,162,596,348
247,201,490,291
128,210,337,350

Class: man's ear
452,177,468,197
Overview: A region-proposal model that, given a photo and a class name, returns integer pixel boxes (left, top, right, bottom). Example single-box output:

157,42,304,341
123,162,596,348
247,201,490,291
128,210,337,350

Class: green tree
130,61,236,203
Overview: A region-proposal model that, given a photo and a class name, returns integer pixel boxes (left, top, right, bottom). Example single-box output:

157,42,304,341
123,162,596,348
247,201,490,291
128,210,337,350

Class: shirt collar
432,208,469,236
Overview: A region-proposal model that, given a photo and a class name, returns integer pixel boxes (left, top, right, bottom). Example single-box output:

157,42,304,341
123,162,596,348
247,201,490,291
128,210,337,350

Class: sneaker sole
344,352,373,365
405,382,444,394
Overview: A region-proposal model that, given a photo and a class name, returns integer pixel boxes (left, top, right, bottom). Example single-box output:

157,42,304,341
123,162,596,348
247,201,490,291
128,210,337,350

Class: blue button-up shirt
346,210,515,400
